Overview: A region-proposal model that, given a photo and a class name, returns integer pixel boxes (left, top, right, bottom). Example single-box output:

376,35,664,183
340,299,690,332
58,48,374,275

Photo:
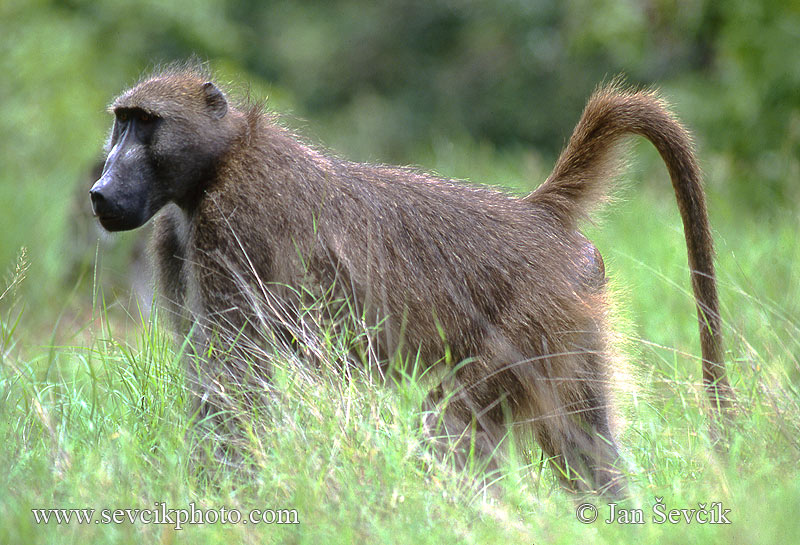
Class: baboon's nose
89,185,109,216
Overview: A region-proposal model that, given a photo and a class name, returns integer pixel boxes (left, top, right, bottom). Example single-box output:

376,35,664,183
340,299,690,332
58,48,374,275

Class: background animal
65,159,153,316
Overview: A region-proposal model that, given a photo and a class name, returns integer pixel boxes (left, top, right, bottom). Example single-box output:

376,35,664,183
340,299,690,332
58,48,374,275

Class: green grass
1,147,799,545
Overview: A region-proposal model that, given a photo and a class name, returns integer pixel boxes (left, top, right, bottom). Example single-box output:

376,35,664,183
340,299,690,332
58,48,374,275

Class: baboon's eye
117,111,129,123
133,110,159,143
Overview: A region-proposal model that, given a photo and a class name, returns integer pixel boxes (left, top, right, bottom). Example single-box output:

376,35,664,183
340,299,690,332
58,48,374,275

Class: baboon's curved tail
526,80,735,419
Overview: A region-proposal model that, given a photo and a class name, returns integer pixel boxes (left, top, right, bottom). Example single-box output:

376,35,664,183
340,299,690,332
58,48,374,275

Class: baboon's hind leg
521,350,626,496
422,339,625,496
422,361,517,480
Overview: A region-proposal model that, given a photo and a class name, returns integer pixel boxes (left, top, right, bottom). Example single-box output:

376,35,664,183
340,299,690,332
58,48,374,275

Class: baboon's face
89,107,163,231
90,79,232,232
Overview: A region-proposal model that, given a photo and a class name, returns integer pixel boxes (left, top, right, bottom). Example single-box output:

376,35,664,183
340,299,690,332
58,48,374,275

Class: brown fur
528,82,735,417
99,66,734,496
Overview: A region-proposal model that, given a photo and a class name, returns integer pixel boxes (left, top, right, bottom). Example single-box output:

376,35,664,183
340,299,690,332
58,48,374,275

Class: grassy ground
1,147,798,544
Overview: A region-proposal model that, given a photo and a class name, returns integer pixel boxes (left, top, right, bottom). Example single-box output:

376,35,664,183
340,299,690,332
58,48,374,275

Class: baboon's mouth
95,214,124,232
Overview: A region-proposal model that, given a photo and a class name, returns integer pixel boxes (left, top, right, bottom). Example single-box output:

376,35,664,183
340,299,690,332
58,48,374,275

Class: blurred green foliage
0,0,798,316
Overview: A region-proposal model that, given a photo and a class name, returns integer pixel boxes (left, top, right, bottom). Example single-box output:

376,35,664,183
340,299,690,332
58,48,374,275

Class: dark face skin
89,108,165,231
89,80,235,232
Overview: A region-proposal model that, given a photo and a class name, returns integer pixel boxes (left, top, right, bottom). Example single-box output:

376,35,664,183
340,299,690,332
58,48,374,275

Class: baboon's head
90,72,238,231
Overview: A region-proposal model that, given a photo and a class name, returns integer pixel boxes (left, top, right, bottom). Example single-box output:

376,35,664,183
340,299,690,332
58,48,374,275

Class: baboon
90,65,734,496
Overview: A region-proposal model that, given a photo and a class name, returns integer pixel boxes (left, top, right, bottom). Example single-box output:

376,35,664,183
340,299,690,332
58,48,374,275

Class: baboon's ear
202,82,228,119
